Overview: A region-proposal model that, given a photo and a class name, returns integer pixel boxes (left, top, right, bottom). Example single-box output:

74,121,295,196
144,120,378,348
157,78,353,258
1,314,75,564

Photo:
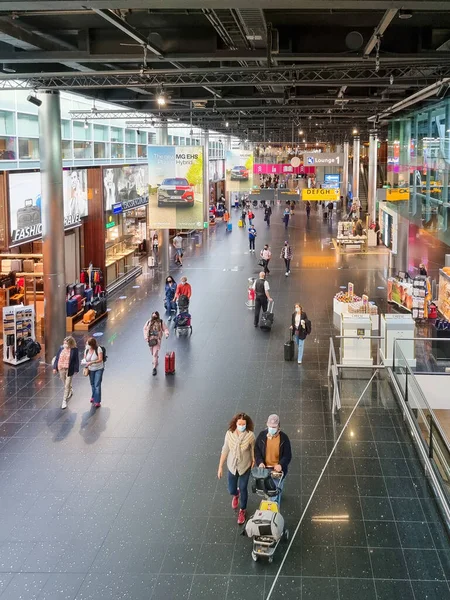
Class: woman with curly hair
217,412,255,525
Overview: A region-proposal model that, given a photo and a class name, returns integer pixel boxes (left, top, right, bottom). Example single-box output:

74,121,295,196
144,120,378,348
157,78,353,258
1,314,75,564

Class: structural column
157,121,170,273
342,140,349,202
39,91,66,362
352,134,360,204
368,130,378,224
203,129,209,235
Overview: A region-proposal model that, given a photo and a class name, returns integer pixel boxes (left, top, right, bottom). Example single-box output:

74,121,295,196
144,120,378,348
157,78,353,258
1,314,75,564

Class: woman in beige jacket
217,412,255,525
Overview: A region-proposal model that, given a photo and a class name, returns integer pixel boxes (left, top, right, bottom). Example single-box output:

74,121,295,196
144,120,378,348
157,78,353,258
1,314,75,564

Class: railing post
405,370,408,403
429,415,434,459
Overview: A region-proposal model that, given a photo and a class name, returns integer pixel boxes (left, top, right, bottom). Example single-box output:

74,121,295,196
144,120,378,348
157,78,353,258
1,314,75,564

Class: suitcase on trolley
260,300,274,331
165,351,175,375
284,331,295,361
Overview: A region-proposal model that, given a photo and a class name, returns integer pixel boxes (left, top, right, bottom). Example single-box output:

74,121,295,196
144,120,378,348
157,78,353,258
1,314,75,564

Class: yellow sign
386,188,410,201
302,188,340,201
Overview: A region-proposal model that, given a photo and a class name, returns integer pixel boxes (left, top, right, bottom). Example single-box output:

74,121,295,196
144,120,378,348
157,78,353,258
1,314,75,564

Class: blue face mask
268,427,278,436
237,424,246,433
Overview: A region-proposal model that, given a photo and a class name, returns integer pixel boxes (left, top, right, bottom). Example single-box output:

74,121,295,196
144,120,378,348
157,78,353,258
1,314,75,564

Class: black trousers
284,258,291,272
254,296,268,326
249,238,255,250
261,259,270,274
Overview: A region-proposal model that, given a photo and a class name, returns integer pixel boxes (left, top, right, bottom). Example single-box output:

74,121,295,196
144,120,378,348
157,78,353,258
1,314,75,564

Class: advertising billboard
301,188,340,201
103,165,148,212
8,169,88,246
226,149,253,192
148,145,204,229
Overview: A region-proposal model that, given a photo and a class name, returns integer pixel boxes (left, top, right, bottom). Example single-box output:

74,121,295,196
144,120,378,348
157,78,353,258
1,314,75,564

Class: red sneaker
90,398,94,403
94,403,101,408
237,509,246,525
231,491,240,510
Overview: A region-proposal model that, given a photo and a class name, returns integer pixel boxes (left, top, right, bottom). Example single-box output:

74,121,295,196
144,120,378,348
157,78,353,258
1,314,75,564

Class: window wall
387,98,450,244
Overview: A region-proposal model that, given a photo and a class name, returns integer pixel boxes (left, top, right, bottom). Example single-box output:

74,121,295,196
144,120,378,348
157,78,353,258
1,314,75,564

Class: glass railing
392,340,450,514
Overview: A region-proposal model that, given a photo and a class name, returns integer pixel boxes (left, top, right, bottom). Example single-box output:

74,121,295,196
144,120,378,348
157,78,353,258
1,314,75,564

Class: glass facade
387,98,450,244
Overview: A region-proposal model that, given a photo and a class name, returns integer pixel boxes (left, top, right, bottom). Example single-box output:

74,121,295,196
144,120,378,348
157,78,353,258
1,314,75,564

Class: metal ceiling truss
69,107,377,121
0,64,447,90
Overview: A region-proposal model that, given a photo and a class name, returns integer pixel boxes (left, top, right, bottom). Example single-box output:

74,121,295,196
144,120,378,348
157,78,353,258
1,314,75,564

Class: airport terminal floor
0,203,449,600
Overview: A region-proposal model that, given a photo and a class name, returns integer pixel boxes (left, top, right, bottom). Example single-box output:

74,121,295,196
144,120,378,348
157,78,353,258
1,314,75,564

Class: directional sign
304,153,344,166
386,188,410,201
302,188,340,201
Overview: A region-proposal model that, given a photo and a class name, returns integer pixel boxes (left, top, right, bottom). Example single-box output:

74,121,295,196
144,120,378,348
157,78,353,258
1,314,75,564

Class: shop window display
0,136,15,160
18,138,39,160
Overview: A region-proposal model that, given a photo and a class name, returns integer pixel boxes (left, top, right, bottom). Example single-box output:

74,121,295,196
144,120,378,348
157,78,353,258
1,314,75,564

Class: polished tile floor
0,203,449,599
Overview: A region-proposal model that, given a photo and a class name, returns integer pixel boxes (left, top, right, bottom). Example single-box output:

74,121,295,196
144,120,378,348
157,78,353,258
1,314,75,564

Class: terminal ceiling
0,2,450,141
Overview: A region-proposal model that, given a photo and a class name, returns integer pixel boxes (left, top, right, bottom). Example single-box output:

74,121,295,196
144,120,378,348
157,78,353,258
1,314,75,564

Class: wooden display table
74,312,107,332
66,309,84,332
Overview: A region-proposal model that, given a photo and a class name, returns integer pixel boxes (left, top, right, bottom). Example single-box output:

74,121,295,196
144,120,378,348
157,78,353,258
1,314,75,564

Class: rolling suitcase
165,351,175,375
284,330,295,361
75,283,85,297
85,287,93,302
260,300,274,331
238,219,244,228
227,222,232,232
66,297,78,317
72,294,83,312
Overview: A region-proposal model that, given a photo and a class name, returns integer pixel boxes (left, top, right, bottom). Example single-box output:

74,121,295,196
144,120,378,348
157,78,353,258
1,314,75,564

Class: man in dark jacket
255,414,292,503
252,272,272,328
264,204,272,226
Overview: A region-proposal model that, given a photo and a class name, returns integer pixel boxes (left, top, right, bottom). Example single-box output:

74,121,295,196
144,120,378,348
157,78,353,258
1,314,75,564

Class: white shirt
252,279,270,292
173,235,182,249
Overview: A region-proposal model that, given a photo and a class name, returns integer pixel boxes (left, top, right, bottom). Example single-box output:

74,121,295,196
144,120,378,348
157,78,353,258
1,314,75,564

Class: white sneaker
285,272,288,276
288,271,291,274
298,361,302,364
61,399,67,409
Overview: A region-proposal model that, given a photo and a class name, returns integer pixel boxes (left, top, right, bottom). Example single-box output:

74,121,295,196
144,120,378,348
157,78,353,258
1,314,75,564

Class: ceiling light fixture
225,121,229,128
353,128,358,135
157,90,166,106
299,129,304,135
398,9,413,19
84,119,89,130
27,94,42,107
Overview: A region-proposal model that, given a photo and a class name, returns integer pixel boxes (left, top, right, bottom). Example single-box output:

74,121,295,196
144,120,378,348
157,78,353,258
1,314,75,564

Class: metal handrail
393,342,450,478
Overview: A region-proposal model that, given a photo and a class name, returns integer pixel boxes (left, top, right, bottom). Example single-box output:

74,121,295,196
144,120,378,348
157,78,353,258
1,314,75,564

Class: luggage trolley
245,467,289,563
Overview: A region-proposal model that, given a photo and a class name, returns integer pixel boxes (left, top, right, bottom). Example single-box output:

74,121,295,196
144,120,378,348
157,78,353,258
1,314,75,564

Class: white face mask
296,308,301,313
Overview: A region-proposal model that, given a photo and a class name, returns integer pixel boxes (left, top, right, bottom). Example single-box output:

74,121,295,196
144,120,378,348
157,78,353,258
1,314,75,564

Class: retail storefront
103,164,149,287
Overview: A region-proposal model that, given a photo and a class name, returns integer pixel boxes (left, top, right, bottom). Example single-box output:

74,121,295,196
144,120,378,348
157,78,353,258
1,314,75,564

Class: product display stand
3,304,35,365
412,276,427,320
340,314,373,366
380,314,416,367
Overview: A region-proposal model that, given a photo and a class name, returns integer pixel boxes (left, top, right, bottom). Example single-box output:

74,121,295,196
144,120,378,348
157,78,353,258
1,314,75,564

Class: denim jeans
295,336,305,362
228,467,251,509
89,368,104,404
249,238,255,250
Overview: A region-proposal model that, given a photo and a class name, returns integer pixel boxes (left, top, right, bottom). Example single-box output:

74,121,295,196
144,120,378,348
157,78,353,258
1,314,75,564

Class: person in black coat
290,303,311,364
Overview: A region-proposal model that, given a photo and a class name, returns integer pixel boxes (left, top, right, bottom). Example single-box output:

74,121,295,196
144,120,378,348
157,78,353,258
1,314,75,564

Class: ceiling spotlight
398,9,413,19
157,91,166,106
225,122,229,128
353,128,358,135
315,122,319,126
316,141,319,146
27,94,42,107
190,128,193,136
84,119,89,130
303,138,306,143
390,74,394,85
299,129,304,135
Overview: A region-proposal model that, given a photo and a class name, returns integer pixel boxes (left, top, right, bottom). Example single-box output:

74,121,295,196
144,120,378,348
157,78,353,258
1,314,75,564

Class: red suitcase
165,351,175,375
72,294,83,312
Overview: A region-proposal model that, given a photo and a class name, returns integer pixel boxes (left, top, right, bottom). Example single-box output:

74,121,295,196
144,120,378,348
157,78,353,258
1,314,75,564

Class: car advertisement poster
8,169,89,246
148,145,204,229
225,149,253,193
103,165,148,212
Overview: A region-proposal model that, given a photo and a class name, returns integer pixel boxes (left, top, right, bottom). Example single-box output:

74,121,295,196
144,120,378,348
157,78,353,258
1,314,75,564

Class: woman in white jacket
143,311,169,376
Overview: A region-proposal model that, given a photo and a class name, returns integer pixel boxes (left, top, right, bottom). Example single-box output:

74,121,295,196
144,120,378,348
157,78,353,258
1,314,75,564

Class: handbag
258,259,265,267
83,367,89,377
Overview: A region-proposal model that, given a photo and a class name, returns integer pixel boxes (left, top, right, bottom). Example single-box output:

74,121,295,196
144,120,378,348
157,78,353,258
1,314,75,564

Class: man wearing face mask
255,414,292,503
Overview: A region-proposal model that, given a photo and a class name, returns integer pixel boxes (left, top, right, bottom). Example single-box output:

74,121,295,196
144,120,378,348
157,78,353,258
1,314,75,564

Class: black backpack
100,345,107,362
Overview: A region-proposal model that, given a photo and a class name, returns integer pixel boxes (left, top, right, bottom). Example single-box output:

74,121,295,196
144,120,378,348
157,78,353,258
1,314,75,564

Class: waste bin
246,277,256,309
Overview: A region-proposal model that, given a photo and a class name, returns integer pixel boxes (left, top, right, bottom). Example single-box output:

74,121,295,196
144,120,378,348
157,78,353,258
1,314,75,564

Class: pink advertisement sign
253,163,315,175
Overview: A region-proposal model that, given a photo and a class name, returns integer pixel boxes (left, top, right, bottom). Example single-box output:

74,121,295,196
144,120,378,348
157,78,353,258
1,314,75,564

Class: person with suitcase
252,272,272,328
164,275,177,322
290,303,312,364
143,311,169,376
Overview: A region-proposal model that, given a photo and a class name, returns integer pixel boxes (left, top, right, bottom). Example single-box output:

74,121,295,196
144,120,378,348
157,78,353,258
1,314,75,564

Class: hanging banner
226,149,253,192
148,145,204,229
302,188,340,201
103,165,148,212
8,169,89,246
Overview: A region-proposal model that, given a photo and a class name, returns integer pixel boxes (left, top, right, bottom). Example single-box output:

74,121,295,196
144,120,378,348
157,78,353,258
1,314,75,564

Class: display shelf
3,304,35,366
66,309,84,333
387,277,413,311
74,311,107,331
438,269,450,322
